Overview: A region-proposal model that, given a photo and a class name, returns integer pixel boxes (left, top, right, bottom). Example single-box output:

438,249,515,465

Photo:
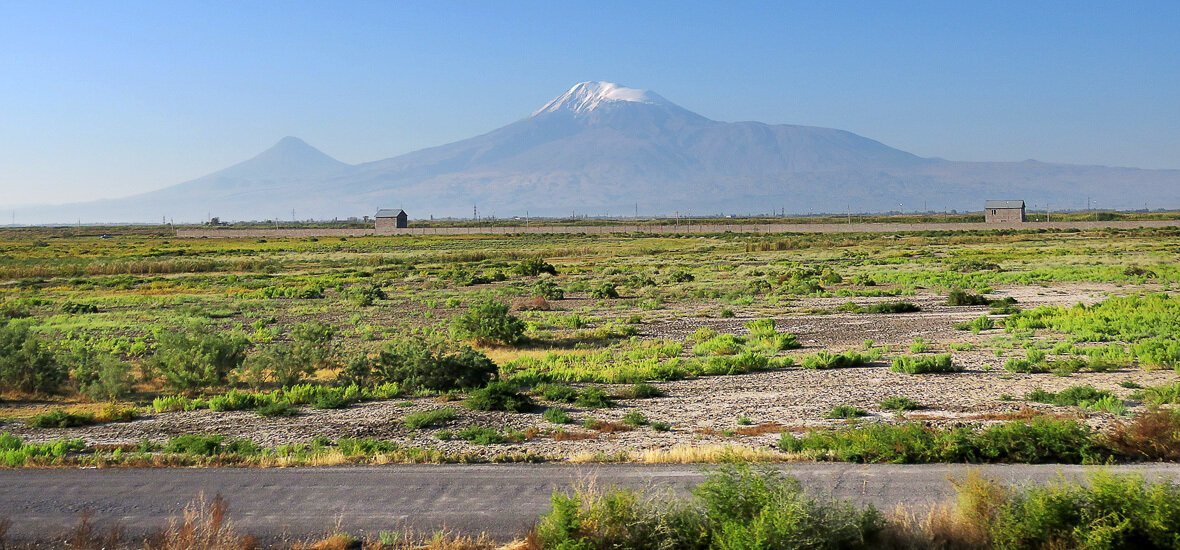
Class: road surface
2,463,1178,544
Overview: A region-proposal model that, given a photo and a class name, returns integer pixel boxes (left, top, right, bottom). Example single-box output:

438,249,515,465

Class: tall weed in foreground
535,465,886,549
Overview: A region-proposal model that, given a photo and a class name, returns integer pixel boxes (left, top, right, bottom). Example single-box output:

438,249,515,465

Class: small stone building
984,200,1026,223
374,209,408,230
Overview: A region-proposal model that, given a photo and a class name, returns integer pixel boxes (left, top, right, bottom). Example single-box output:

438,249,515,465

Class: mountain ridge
8,81,1180,223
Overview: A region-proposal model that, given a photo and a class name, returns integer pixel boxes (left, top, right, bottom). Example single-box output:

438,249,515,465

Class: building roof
374,209,406,218
985,200,1025,209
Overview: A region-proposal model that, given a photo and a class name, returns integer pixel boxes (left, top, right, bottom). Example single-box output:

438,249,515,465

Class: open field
2,224,1180,465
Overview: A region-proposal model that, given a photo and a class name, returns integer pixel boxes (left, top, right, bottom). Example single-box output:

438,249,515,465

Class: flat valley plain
2,223,1180,465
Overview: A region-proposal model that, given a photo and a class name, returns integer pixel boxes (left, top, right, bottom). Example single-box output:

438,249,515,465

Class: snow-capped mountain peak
532,81,674,116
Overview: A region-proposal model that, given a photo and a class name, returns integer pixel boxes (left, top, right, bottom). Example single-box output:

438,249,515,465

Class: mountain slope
10,81,1180,223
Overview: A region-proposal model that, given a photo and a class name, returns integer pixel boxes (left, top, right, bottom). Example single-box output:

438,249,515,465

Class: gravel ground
7,283,1177,460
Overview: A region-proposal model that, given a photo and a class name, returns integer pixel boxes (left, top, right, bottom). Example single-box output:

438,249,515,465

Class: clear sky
1,1,1177,206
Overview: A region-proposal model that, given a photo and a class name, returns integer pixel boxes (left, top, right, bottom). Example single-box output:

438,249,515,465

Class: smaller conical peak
271,136,313,150
532,81,673,116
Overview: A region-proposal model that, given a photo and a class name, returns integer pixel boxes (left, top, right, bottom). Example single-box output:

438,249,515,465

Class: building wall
375,217,397,231
985,208,1025,223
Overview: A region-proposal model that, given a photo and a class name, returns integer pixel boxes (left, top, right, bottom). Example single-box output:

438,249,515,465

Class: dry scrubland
1,225,1180,467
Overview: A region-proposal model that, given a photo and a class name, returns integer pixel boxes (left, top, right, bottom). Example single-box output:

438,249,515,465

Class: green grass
826,405,868,419
801,351,871,370
403,407,457,430
878,396,923,411
890,354,959,374
27,410,96,428
542,408,572,424
780,417,1103,464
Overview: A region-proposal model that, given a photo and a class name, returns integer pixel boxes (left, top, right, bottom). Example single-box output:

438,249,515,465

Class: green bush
536,383,580,403
27,410,96,428
0,320,67,394
372,340,497,392
827,405,868,419
575,387,614,409
947,288,990,306
152,395,202,413
450,300,526,346
515,257,558,277
954,315,996,333
256,400,297,417
626,382,665,399
621,410,648,427
890,354,959,374
543,408,572,424
148,327,249,391
1132,381,1180,406
164,434,259,456
403,407,457,430
590,282,620,299
465,381,534,412
66,349,135,401
988,472,1180,548
347,284,387,306
780,417,1102,464
801,351,869,370
879,396,922,411
532,278,565,300
535,465,887,550
207,390,267,412
1026,385,1120,413
865,301,920,314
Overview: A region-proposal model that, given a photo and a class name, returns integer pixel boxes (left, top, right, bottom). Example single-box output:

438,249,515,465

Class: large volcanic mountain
13,81,1180,223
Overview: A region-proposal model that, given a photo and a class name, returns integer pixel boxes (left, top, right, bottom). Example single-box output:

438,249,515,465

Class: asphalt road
2,463,1179,544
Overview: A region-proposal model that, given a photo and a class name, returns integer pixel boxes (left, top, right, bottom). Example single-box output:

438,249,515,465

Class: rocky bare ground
7,283,1177,460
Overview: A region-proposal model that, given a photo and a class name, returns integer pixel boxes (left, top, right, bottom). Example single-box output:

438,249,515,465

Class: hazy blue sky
1,1,1177,205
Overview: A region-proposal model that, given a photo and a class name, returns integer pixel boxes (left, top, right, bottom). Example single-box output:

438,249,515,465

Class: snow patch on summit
532,81,673,116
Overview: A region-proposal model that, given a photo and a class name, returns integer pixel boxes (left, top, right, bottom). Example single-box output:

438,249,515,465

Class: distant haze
9,81,1180,224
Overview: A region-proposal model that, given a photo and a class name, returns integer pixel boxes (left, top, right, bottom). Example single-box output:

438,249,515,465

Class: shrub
543,408,573,424
28,410,96,428
255,400,297,417
865,301,920,314
94,403,138,423
67,349,135,401
454,426,521,445
513,295,551,311
152,395,201,413
827,405,868,419
575,387,614,409
372,340,497,392
450,300,526,346
908,338,932,353
879,396,922,411
1133,381,1180,406
465,381,534,412
781,417,1101,464
164,434,259,456
206,390,265,412
1026,385,1115,407
692,333,744,356
238,344,305,389
988,471,1180,548
1105,408,1180,461
590,282,619,299
954,315,996,333
891,354,959,374
347,283,386,306
621,410,648,427
537,383,579,403
532,278,565,300
149,328,249,391
801,351,869,370
0,320,67,394
403,407,457,430
515,257,558,277
947,288,990,306
535,465,887,550
625,382,665,399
